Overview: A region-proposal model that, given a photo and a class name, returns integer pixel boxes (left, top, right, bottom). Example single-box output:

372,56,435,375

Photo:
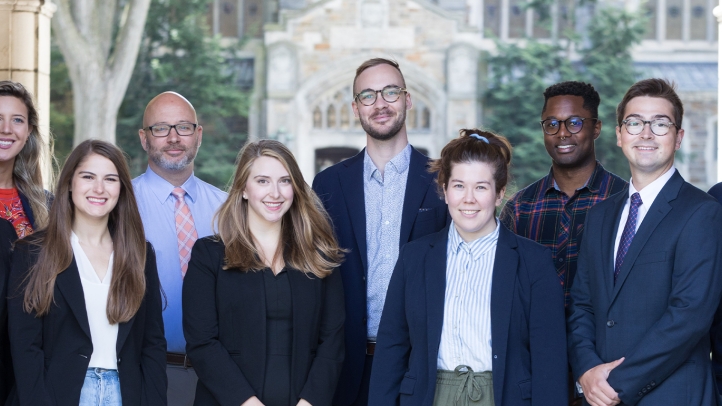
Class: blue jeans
79,368,122,406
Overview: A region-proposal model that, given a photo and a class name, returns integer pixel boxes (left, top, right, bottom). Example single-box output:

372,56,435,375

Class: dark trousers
349,354,373,406
167,364,198,406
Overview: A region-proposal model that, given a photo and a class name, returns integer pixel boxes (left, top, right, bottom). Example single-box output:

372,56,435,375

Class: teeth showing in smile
87,197,106,203
264,202,282,208
557,145,574,150
0,140,12,147
636,146,656,151
460,210,478,215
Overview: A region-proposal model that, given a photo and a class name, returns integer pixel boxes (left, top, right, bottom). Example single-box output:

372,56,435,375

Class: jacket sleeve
141,243,168,405
7,242,53,406
607,202,722,405
367,246,411,406
529,248,569,405
183,239,256,405
298,268,345,406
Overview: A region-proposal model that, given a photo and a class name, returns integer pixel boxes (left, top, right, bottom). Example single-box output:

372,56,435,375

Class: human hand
241,396,264,406
297,399,312,406
579,357,625,406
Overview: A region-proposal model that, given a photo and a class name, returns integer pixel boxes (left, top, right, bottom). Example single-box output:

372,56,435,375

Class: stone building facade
210,0,718,188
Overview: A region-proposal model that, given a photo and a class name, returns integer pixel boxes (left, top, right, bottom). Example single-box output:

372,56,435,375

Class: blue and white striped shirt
437,220,500,372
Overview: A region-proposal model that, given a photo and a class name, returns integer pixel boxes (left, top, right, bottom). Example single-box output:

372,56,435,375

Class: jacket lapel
55,257,91,340
490,226,518,406
338,151,368,272
426,227,449,359
399,148,433,247
611,172,681,301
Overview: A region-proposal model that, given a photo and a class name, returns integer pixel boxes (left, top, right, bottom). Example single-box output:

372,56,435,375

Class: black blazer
311,147,448,405
569,171,722,405
0,219,17,404
7,236,167,406
183,237,345,406
368,224,568,406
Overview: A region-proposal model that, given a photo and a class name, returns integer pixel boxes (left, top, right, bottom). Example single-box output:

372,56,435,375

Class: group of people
0,55,718,406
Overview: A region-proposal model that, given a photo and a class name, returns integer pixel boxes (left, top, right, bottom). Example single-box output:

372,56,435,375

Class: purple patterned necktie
614,192,643,284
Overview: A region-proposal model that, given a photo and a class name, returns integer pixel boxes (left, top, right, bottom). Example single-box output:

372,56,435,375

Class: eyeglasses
354,86,407,106
621,118,678,136
540,116,597,135
144,123,198,137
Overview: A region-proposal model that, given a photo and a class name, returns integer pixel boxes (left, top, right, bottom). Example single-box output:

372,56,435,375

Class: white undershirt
613,166,676,261
71,232,118,370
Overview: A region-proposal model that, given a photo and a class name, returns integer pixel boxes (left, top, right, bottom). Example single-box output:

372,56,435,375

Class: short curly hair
542,81,600,118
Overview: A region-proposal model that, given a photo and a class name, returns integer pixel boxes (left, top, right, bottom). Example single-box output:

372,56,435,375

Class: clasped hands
241,397,312,406
578,357,625,406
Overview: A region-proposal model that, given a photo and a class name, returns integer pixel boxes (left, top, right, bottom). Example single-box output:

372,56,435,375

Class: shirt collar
448,220,501,261
628,165,676,206
545,160,605,195
363,144,412,181
143,166,199,204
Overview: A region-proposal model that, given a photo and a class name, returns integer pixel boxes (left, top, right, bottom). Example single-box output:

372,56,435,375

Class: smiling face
616,96,683,186
70,153,121,222
139,93,202,175
444,161,504,243
243,156,294,228
352,63,411,141
542,95,600,169
0,96,31,165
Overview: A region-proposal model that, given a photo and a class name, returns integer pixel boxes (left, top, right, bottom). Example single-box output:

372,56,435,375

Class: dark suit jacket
706,182,722,394
7,236,167,406
368,224,568,406
568,171,722,406
183,237,345,406
0,219,17,404
312,147,448,405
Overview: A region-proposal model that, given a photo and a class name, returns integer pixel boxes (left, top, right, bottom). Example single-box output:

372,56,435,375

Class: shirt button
385,221,389,225
558,257,564,263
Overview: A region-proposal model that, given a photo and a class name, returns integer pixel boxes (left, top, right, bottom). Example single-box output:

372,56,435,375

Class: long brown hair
0,81,51,229
215,139,343,278
22,140,147,324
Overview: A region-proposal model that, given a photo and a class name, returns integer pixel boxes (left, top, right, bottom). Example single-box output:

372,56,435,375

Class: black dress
262,268,293,406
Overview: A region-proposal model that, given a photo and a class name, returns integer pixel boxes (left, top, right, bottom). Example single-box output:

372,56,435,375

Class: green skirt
432,365,494,406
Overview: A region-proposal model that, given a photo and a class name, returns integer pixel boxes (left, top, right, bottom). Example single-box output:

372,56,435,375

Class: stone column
714,2,722,182
0,0,56,186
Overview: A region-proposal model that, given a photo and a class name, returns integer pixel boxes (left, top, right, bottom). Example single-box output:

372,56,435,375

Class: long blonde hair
0,80,51,229
215,140,343,278
22,140,147,324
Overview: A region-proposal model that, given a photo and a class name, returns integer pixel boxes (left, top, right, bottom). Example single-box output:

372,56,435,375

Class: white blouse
71,232,118,370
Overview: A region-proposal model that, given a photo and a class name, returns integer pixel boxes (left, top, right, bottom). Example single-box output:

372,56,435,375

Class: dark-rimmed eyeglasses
540,116,597,136
621,118,678,136
144,123,198,137
354,86,407,106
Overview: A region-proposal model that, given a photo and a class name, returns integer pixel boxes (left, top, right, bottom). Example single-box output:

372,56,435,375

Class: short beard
146,139,199,172
360,108,407,141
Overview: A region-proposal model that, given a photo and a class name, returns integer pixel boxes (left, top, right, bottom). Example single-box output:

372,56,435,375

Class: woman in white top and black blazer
7,140,166,406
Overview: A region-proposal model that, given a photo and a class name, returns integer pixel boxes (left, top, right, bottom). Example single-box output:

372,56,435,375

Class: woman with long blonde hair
183,139,345,406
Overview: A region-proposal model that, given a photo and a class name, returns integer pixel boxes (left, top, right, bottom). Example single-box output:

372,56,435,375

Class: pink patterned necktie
171,187,198,277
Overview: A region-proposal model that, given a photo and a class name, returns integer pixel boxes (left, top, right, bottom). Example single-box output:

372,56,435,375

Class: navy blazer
368,224,568,406
7,236,167,406
183,237,345,406
706,182,722,394
0,219,17,404
568,171,722,406
312,147,448,405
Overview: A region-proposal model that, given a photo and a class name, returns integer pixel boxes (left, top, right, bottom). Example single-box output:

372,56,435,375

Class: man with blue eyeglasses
133,92,227,405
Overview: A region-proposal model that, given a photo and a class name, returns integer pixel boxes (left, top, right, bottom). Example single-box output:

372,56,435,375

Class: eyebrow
450,179,491,184
625,113,674,121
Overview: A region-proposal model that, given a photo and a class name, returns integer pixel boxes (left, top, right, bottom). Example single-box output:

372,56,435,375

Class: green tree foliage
51,0,250,188
484,6,646,191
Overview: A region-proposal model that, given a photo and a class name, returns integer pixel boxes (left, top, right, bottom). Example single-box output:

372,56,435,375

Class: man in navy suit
312,58,447,406
568,78,722,406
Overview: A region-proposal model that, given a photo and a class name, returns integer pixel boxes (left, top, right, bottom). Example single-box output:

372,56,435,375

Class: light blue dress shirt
364,144,411,339
132,167,227,353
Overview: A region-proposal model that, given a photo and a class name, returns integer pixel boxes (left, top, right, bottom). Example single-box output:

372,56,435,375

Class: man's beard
359,107,406,141
146,139,199,171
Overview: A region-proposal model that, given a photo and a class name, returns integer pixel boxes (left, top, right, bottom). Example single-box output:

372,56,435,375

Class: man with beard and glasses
133,91,227,405
312,58,448,406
